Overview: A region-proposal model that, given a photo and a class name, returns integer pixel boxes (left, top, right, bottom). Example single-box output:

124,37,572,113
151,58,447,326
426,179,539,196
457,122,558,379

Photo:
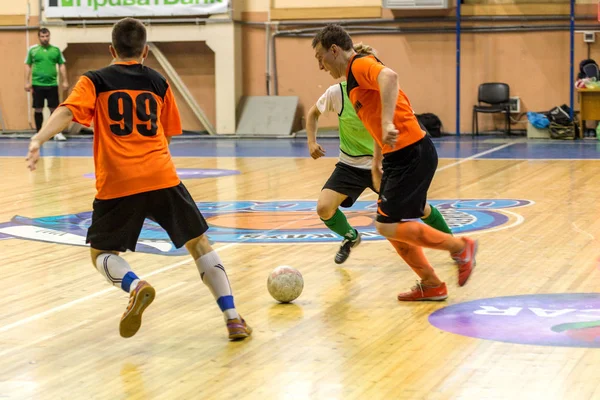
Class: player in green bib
24,28,69,140
306,43,452,264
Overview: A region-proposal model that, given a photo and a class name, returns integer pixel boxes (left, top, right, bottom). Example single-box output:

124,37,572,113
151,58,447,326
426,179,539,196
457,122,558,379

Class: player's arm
306,105,325,159
24,65,32,92
26,107,73,170
59,64,69,90
307,85,341,159
161,85,182,146
24,50,32,92
377,67,399,146
371,142,383,192
58,50,68,90
352,58,399,147
27,75,95,171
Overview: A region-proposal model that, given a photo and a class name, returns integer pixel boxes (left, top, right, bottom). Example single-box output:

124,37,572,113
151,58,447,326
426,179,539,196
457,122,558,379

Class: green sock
322,209,358,240
421,205,453,235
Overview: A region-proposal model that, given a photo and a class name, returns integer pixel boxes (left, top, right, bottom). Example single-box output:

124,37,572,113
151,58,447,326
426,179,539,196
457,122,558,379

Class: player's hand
309,142,326,159
26,140,41,171
382,122,398,147
61,81,69,90
25,83,32,92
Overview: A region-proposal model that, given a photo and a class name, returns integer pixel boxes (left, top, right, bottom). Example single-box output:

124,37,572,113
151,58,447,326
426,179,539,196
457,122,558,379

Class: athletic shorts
323,162,378,208
86,182,208,252
376,135,438,223
32,86,59,109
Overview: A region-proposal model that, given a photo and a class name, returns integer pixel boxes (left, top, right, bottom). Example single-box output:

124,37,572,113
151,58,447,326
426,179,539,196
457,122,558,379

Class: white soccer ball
267,265,304,303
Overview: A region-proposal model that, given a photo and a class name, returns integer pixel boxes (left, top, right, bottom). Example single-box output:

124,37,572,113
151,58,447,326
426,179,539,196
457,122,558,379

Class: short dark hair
312,24,353,51
38,28,50,36
111,18,147,58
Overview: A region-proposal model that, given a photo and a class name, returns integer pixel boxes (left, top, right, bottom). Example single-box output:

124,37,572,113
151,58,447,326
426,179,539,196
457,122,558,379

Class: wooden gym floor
1,136,600,399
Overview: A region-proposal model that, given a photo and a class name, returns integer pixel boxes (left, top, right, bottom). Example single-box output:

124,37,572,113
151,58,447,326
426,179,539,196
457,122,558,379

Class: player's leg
421,203,453,234
317,189,361,264
378,221,477,286
31,86,44,132
319,162,371,264
149,183,251,340
377,157,449,300
369,166,452,235
86,193,154,338
184,235,251,340
387,239,448,301
377,136,477,287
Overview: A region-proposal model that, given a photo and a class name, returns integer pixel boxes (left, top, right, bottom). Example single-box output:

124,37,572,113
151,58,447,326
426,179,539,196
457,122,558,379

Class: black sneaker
334,231,362,264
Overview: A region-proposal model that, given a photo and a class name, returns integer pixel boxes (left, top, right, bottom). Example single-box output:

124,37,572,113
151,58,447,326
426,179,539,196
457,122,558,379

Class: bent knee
185,234,212,259
316,201,337,220
375,221,394,238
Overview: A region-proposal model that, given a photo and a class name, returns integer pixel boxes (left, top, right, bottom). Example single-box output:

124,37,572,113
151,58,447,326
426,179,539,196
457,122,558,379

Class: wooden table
578,88,600,138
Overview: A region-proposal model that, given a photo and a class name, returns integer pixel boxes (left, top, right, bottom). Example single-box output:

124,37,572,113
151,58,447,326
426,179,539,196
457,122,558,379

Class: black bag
578,59,600,80
547,104,579,140
547,104,573,126
416,113,443,138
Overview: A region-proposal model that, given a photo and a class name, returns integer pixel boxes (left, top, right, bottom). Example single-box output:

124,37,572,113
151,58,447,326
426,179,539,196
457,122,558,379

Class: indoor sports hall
1,0,600,399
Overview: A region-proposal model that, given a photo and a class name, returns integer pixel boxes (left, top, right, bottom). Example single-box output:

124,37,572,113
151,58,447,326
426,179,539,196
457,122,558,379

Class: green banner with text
45,0,227,17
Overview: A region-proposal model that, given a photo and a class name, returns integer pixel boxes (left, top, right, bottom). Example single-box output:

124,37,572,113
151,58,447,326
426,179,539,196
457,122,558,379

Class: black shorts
323,162,378,208
32,86,59,109
86,182,209,252
377,136,438,223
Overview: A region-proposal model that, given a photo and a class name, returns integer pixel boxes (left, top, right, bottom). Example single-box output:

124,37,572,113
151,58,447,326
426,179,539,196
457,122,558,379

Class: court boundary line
0,210,325,334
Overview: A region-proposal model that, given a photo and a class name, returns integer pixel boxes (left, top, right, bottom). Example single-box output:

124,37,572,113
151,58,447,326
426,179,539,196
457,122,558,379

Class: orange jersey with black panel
345,54,425,154
60,61,182,200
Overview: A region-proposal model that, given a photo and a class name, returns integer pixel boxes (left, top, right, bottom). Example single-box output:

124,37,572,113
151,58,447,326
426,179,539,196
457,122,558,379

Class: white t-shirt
316,84,343,116
315,84,372,170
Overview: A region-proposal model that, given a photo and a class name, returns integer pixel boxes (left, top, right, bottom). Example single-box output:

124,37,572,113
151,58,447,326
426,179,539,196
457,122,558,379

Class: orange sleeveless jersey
345,54,425,154
60,61,182,200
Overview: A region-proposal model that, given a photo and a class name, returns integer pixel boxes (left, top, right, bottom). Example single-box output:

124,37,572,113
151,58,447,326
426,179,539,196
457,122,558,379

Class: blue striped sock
122,271,140,293
217,295,235,312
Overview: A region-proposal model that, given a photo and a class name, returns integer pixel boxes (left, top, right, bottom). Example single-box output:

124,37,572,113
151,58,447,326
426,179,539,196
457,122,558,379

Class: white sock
195,251,239,320
95,253,140,293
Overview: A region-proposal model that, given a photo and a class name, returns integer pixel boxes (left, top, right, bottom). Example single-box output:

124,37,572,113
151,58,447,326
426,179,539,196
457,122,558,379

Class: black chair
472,83,511,136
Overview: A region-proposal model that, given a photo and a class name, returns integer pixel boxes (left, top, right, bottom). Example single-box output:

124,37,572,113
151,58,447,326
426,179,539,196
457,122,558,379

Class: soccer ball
267,265,304,303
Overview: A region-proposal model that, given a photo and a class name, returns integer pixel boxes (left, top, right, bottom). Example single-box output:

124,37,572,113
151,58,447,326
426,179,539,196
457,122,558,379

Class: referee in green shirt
24,28,69,140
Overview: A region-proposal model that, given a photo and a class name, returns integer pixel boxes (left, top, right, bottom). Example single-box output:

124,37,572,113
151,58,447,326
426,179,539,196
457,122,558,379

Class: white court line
0,259,194,334
0,283,192,358
359,142,515,200
436,142,516,172
157,281,188,295
0,211,321,335
472,208,525,235
0,320,90,358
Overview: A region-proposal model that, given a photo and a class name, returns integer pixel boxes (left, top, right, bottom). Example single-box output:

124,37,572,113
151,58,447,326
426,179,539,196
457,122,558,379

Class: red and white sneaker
451,237,478,286
397,281,448,301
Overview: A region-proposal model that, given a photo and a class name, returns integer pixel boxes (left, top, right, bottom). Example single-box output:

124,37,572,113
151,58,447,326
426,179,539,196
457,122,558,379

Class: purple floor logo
429,294,600,348
83,168,240,180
